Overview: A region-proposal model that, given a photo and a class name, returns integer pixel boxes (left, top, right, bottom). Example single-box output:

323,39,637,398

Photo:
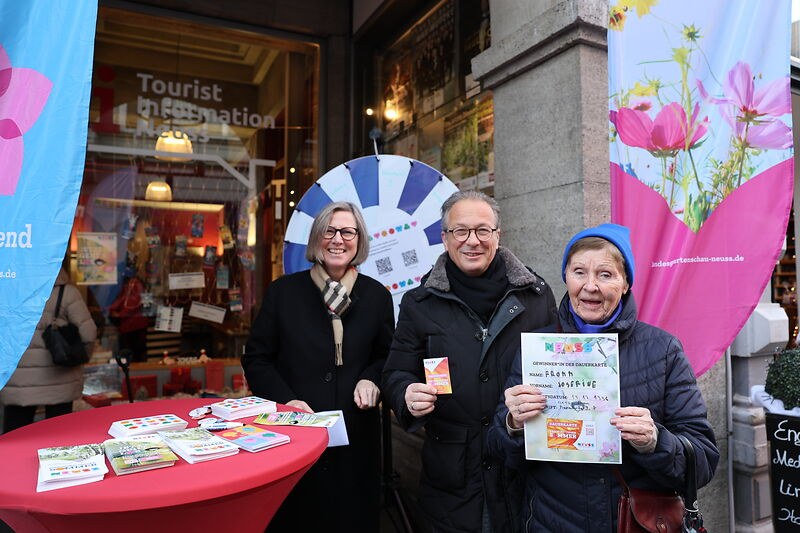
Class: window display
73,7,319,362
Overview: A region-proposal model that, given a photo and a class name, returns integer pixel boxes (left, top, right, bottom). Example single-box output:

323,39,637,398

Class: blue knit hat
561,223,635,287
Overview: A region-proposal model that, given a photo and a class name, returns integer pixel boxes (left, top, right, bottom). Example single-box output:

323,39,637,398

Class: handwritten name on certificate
521,333,621,464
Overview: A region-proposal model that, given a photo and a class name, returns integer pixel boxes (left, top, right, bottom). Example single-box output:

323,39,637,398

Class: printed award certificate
521,333,621,464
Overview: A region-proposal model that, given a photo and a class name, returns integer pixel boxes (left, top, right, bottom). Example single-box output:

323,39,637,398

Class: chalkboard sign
766,412,800,530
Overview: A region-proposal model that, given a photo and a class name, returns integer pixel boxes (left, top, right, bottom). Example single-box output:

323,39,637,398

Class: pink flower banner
608,0,793,375
0,1,98,390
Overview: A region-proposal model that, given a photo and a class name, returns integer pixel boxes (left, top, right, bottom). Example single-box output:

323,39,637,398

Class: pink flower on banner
610,102,708,157
0,45,52,196
697,61,792,149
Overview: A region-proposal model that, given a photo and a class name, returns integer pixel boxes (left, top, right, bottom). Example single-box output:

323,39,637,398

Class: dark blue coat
486,293,719,532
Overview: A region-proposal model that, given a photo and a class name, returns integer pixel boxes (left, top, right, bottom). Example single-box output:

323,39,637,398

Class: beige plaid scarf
310,263,356,366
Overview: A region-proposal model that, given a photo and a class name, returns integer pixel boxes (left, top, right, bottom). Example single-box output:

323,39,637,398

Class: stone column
471,0,609,290
471,1,738,530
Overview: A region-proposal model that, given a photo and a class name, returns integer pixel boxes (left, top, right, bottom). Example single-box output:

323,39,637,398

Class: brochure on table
103,434,178,475
216,425,291,453
521,333,621,464
254,410,348,447
157,427,239,464
37,444,108,492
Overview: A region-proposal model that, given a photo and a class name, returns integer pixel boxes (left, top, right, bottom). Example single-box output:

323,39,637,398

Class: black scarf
445,254,509,324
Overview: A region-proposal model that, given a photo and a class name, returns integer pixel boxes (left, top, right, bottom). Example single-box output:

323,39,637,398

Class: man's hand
404,382,438,417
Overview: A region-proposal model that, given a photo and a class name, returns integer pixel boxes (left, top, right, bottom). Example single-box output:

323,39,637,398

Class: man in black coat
382,191,557,533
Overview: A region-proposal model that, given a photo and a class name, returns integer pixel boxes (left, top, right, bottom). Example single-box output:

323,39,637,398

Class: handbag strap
677,434,699,514
52,285,65,323
613,466,630,492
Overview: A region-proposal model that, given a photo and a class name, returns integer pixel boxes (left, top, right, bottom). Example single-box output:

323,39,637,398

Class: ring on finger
410,401,416,411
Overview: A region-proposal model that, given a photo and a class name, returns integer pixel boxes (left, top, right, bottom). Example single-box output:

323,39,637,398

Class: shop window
362,0,494,195
773,207,798,347
74,7,319,362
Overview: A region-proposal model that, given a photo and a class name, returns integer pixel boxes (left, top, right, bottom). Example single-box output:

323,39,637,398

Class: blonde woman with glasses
243,201,394,533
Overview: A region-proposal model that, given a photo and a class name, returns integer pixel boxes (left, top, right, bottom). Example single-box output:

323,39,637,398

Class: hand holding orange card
423,357,452,394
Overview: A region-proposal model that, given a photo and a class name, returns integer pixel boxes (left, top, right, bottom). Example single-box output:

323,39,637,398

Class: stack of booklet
157,427,239,463
36,444,108,492
103,434,179,475
215,425,290,453
107,413,188,438
209,396,277,420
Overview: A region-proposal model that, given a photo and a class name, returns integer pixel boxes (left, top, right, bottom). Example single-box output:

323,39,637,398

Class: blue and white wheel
284,155,458,315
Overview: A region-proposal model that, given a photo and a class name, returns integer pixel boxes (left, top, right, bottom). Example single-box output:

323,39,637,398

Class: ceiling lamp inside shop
145,180,173,201
154,130,193,161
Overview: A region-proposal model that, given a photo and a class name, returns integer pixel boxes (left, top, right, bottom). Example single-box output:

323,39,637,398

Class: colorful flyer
174,235,188,257
423,357,452,394
216,265,230,289
228,288,243,312
521,333,621,464
220,224,234,250
76,232,117,285
203,246,217,266
191,214,205,237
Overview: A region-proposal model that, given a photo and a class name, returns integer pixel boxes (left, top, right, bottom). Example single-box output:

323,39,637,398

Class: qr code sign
376,257,393,275
402,249,418,267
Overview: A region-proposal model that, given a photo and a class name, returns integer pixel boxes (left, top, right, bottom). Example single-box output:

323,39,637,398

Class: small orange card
545,418,583,450
423,357,452,394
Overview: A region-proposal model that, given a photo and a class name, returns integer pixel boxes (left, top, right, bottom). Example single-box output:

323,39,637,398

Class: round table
0,398,328,533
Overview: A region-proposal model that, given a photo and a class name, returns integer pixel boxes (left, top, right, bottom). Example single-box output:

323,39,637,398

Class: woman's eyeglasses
323,227,359,241
445,227,498,242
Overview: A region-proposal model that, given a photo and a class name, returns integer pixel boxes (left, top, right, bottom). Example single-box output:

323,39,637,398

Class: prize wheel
283,155,459,316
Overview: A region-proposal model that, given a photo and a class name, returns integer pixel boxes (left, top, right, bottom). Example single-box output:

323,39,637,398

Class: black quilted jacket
486,292,719,532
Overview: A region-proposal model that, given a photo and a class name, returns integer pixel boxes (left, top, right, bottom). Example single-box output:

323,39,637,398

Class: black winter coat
242,270,395,533
487,293,720,532
383,248,557,533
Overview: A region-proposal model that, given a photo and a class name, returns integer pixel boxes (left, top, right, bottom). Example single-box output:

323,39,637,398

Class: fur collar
424,247,539,292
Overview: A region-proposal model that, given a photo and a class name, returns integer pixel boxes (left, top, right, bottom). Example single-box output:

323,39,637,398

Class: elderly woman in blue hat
487,223,719,532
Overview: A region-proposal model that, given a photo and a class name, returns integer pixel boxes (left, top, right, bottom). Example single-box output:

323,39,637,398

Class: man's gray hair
305,201,370,266
440,190,501,231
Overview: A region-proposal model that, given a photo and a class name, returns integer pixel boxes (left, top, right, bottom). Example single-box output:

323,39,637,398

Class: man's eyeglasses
444,227,498,242
323,227,359,241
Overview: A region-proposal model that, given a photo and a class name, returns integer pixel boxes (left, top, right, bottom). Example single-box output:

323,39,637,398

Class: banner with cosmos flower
608,0,793,375
0,1,98,390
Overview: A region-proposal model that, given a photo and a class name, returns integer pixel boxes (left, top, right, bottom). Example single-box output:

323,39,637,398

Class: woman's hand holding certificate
504,384,547,429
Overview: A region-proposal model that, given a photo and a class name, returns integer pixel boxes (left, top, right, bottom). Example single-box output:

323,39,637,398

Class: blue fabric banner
0,1,98,389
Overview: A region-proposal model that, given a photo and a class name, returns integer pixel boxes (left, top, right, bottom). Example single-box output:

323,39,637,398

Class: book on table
209,396,277,420
107,413,188,439
103,434,179,475
157,427,239,463
36,443,108,492
215,424,291,453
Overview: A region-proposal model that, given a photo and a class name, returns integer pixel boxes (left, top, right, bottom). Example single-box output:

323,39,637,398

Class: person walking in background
488,223,719,531
1,266,96,433
382,190,557,533
243,201,395,533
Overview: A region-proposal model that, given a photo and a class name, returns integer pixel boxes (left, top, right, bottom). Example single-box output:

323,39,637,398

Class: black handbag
677,435,707,533
42,285,89,367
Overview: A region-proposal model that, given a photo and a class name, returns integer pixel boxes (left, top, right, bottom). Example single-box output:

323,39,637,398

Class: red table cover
0,398,328,533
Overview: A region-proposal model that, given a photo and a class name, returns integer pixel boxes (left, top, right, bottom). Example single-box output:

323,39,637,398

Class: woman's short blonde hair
305,202,370,266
